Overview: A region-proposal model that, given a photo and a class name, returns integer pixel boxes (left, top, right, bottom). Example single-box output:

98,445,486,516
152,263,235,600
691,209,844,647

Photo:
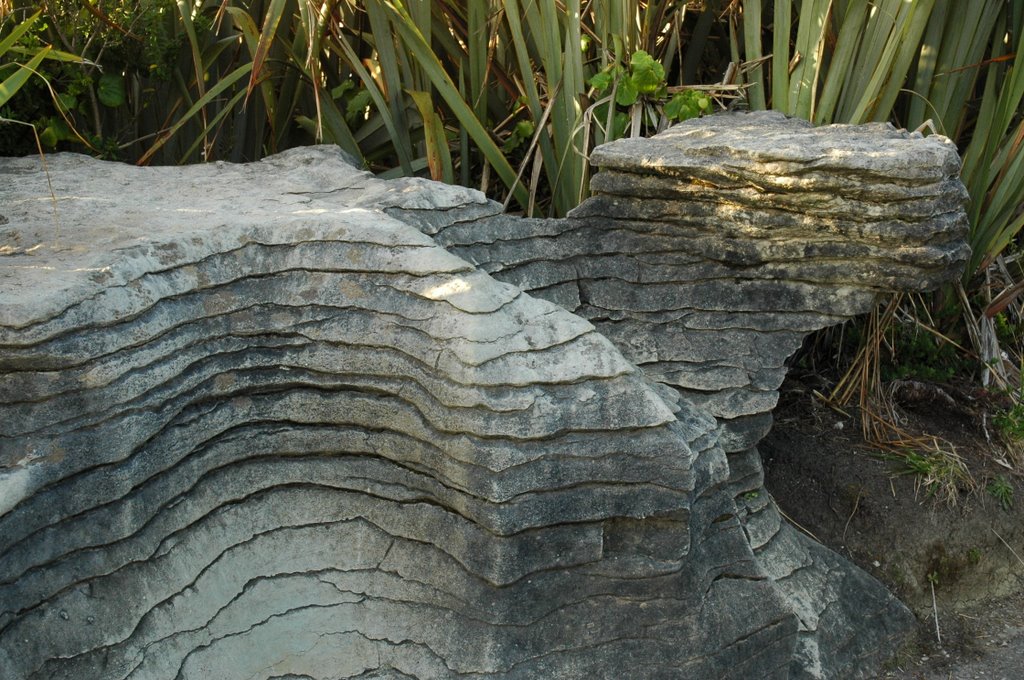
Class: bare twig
0,118,58,233
842,487,862,542
777,505,820,543
992,528,1024,569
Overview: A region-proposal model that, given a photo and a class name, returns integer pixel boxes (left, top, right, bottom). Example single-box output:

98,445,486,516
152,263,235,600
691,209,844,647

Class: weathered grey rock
409,111,969,676
429,112,968,438
0,110,967,680
0,148,785,680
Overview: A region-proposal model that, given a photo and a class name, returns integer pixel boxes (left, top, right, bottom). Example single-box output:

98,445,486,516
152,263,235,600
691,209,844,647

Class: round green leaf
39,125,58,148
615,77,639,107
629,50,665,94
514,120,535,138
589,70,613,93
57,92,77,113
97,72,125,108
665,93,684,120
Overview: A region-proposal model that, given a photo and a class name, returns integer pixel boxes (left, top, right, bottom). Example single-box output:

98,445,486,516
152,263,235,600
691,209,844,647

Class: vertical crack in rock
1,112,967,679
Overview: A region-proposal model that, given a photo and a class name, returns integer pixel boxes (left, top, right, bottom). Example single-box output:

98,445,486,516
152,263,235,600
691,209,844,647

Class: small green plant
880,448,973,506
589,50,666,108
966,547,982,565
880,319,966,383
502,119,535,154
993,312,1023,350
664,89,713,122
994,401,1024,443
987,475,1014,510
589,49,712,142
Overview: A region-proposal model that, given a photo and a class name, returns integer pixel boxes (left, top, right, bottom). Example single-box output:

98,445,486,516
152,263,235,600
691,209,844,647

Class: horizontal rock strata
0,110,968,680
2,149,797,679
412,111,969,677
429,112,968,442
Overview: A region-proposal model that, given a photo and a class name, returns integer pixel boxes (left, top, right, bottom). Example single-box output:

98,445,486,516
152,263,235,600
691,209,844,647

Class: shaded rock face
0,112,966,678
424,112,969,676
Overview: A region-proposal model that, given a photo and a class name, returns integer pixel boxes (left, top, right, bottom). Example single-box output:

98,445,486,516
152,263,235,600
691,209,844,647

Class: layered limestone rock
0,149,793,679
407,111,970,675
0,110,966,680
430,111,969,446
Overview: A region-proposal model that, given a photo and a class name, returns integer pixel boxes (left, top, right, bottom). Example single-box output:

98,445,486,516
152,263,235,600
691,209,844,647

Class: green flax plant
737,0,937,124
3,1,256,162
1,8,91,140
8,1,721,215
0,11,52,110
314,0,704,216
959,4,1024,280
733,0,1024,285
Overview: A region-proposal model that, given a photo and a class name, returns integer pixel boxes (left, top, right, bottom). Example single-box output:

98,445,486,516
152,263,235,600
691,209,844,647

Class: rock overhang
0,111,971,679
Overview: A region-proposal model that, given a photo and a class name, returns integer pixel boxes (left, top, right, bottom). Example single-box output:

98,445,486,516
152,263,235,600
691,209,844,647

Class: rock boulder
0,111,968,679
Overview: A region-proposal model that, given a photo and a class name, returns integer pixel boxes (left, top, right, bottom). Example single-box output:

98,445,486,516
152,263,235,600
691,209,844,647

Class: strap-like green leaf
0,46,49,109
139,62,253,165
0,10,41,58
384,2,529,209
408,89,453,183
245,0,287,104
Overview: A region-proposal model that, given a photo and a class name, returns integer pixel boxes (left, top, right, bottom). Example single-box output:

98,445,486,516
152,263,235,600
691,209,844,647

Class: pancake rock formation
0,111,968,679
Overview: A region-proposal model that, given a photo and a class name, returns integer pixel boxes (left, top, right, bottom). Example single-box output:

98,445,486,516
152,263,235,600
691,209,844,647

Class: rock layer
430,111,969,444
0,149,790,679
410,111,969,676
0,111,967,679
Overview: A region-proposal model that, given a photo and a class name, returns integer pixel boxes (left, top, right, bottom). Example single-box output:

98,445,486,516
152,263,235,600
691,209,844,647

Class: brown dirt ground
761,373,1024,679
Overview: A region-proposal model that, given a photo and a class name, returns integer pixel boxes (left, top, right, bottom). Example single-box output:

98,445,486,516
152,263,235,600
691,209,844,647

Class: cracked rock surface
402,111,969,677
0,111,967,679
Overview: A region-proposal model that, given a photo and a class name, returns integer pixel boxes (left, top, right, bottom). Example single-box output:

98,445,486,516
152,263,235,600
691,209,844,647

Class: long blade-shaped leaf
0,10,41,57
814,0,869,123
3,45,90,64
0,46,49,108
408,89,453,183
503,0,563,210
788,0,830,118
384,3,528,209
554,0,586,212
870,0,937,122
177,86,248,163
246,0,288,102
329,29,415,173
772,0,792,110
138,62,253,165
365,0,415,173
844,0,914,122
907,0,950,130
467,0,489,120
226,5,279,143
742,0,767,110
961,6,1024,277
